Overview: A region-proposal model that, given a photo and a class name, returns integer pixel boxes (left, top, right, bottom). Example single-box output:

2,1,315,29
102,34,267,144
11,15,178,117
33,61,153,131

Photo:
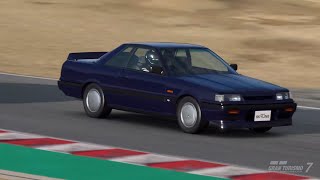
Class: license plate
254,110,271,121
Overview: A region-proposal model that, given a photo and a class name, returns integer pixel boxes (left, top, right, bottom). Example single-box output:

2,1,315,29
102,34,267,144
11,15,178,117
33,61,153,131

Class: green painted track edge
0,144,229,180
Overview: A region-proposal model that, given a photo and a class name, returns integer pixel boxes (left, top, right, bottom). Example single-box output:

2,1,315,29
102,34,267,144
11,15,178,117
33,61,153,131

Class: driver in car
141,50,160,73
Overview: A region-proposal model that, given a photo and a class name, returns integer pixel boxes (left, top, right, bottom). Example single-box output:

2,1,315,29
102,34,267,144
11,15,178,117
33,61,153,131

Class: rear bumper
58,80,82,99
202,102,297,129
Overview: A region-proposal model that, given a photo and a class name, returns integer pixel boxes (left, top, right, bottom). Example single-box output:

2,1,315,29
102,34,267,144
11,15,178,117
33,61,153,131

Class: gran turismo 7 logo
268,161,313,173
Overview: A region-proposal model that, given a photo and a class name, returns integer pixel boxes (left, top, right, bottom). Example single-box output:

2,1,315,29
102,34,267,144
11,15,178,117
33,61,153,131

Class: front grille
245,109,294,121
222,102,296,121
243,95,273,101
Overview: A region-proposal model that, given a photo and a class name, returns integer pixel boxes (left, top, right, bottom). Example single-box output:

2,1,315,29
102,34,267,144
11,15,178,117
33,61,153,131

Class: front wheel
177,97,209,134
83,84,112,118
249,127,272,133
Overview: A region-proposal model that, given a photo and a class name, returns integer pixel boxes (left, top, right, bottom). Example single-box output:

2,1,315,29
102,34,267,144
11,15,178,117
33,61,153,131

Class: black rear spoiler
67,52,108,60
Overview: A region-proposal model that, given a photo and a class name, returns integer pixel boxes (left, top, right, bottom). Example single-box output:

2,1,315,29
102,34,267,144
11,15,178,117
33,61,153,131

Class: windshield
160,48,234,76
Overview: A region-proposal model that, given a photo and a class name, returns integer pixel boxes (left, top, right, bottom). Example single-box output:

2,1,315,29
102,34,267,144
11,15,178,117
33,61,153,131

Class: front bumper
201,102,297,129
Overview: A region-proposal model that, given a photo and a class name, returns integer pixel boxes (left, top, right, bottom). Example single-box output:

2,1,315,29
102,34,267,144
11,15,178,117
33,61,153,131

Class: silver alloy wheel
86,88,102,112
180,102,198,128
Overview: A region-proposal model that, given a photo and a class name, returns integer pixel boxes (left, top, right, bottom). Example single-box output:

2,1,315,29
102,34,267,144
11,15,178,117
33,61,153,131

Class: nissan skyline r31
58,42,297,134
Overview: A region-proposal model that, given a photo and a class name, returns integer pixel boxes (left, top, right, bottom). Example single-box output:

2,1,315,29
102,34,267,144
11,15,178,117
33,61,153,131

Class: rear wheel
249,127,272,133
177,97,209,133
83,84,112,118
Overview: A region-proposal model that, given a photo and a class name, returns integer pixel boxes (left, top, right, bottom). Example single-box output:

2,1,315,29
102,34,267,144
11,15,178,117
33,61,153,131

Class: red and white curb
0,129,316,180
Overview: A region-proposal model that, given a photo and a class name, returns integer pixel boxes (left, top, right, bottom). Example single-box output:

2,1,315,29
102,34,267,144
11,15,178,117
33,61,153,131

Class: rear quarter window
104,47,133,68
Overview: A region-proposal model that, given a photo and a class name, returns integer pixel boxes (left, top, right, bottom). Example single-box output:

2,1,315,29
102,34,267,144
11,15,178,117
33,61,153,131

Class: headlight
284,92,290,99
229,94,242,101
276,92,290,100
215,94,224,102
215,94,242,102
276,93,283,100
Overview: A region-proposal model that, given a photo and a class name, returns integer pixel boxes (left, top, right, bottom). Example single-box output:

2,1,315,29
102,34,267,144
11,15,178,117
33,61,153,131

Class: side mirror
151,65,163,75
230,64,238,71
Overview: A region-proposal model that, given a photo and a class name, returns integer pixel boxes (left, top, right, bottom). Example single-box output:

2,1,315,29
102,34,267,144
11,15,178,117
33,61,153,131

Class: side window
174,49,189,66
166,49,190,74
175,49,187,58
104,47,133,68
127,47,161,73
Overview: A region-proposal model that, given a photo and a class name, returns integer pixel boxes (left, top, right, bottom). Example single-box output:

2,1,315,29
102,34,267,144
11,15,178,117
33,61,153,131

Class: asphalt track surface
0,73,319,177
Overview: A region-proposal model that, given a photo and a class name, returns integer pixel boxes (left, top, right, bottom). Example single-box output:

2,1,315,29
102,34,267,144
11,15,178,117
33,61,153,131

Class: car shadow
0,83,75,104
113,111,320,137
108,111,181,130
85,110,284,138
202,126,284,138
65,109,320,137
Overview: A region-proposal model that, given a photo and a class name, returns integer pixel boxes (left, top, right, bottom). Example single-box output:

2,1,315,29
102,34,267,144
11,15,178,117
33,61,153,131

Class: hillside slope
0,0,319,88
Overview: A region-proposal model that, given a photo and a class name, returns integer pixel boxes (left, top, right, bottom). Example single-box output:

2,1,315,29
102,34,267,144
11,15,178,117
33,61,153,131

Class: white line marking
0,72,58,81
37,142,113,153
0,170,63,180
190,166,263,178
297,106,320,110
0,132,43,140
111,154,185,165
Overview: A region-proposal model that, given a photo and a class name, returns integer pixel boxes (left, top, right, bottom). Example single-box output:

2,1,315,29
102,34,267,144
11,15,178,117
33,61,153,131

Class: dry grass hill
0,0,319,88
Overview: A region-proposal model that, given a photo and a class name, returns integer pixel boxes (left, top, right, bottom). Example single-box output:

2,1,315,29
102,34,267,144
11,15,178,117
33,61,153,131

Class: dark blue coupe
58,42,297,133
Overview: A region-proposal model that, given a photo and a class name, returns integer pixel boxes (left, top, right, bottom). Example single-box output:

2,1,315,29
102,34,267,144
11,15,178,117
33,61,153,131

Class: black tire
249,127,272,133
83,83,112,118
177,96,209,134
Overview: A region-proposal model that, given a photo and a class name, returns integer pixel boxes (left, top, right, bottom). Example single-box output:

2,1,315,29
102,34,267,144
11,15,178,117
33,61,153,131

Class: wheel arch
81,81,101,98
176,94,200,106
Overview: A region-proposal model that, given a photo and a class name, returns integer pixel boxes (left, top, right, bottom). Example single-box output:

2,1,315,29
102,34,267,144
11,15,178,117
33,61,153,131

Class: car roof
124,42,206,48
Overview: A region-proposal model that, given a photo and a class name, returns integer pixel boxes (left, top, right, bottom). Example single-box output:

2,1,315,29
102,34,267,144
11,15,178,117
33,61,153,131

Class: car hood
177,74,287,94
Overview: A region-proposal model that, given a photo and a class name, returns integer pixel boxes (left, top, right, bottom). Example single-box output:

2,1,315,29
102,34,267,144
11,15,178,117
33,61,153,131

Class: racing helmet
145,50,160,65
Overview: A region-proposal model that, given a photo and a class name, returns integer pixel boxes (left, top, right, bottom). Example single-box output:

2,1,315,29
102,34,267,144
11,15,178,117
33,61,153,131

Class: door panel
121,70,174,114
